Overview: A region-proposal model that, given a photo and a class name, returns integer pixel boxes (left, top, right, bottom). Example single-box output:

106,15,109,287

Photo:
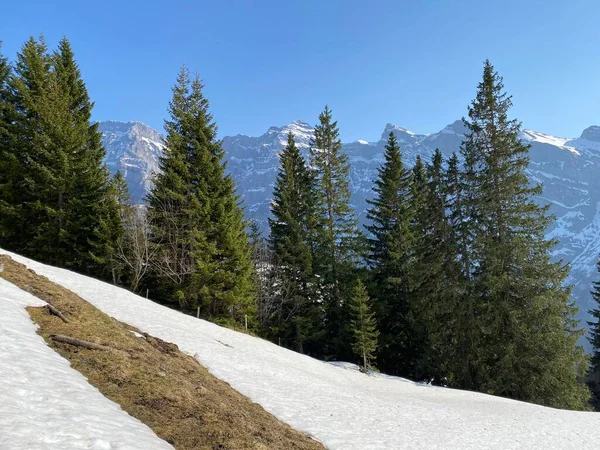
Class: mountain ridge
99,119,600,345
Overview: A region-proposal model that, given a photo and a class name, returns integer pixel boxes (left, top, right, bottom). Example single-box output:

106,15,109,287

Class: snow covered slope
0,277,172,450
3,249,600,450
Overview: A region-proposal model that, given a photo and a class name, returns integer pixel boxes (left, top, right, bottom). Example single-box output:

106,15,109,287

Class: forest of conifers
1,36,599,411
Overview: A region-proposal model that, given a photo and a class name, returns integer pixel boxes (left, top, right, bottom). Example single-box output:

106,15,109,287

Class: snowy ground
3,249,600,449
0,277,172,450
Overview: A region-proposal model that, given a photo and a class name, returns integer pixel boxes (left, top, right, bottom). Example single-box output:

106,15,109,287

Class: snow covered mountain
99,121,164,203
100,120,600,340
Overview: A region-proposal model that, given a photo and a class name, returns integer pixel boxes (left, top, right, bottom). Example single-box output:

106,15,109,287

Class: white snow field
2,249,600,449
0,277,173,450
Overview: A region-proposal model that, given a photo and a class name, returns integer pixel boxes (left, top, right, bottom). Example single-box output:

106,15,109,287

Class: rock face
100,119,600,345
99,121,164,203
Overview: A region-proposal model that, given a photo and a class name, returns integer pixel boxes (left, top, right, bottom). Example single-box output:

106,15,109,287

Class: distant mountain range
99,119,600,345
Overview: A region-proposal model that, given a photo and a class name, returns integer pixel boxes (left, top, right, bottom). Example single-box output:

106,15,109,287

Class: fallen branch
46,304,69,323
51,334,113,351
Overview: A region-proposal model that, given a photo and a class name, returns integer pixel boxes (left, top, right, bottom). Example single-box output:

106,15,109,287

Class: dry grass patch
0,255,324,450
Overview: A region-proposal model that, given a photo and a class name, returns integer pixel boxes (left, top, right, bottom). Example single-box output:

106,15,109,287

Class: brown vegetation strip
0,255,324,450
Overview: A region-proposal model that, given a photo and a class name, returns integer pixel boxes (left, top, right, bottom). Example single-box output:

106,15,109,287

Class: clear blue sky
2,0,599,141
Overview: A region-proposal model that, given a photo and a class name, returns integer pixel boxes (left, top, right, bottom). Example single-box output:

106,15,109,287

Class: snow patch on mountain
100,121,164,203
99,119,600,348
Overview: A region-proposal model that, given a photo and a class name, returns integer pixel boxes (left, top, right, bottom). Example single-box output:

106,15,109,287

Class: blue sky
2,0,599,141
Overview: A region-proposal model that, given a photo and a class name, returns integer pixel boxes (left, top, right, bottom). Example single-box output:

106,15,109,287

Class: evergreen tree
269,132,321,354
365,132,415,376
50,38,116,275
93,171,129,284
0,41,17,245
410,150,459,382
588,261,600,410
349,280,379,371
310,106,362,359
460,60,589,409
0,36,51,253
440,151,479,388
0,37,114,276
147,67,255,323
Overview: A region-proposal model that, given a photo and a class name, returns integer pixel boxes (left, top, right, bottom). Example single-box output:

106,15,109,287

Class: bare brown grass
0,255,324,450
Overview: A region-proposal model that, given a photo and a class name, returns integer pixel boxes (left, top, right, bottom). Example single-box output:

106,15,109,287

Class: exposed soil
0,255,325,450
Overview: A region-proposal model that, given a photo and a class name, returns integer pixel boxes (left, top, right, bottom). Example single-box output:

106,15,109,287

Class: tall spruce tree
147,67,255,323
51,38,116,275
0,37,51,253
310,106,362,359
349,280,379,371
460,60,589,409
365,132,415,376
410,150,460,382
0,37,115,276
441,151,479,388
0,41,17,245
269,132,321,353
588,261,600,410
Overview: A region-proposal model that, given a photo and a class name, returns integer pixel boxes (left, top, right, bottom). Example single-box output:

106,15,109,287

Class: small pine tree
589,260,600,410
349,280,379,371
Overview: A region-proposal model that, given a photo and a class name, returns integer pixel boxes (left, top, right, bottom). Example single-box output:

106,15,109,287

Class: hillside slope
2,248,600,450
0,255,323,450
0,276,171,450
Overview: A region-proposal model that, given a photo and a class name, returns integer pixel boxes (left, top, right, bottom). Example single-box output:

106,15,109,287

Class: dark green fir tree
365,132,415,377
310,106,362,359
1,37,115,277
269,132,321,354
410,149,460,382
147,67,255,324
0,41,18,245
588,261,600,410
460,60,589,409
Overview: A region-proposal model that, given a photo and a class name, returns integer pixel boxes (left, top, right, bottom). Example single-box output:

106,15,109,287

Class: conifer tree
0,41,17,245
439,151,479,388
410,150,459,381
93,171,129,284
147,67,255,323
310,106,362,359
460,60,589,409
0,37,51,253
349,280,379,371
50,38,116,274
269,132,321,353
588,261,600,410
365,132,415,376
0,37,114,276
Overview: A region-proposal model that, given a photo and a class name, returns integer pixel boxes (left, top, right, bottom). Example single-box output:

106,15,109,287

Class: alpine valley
100,119,600,343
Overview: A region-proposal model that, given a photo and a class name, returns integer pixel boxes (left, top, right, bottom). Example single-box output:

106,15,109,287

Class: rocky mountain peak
380,123,417,142
99,119,600,346
579,125,600,142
